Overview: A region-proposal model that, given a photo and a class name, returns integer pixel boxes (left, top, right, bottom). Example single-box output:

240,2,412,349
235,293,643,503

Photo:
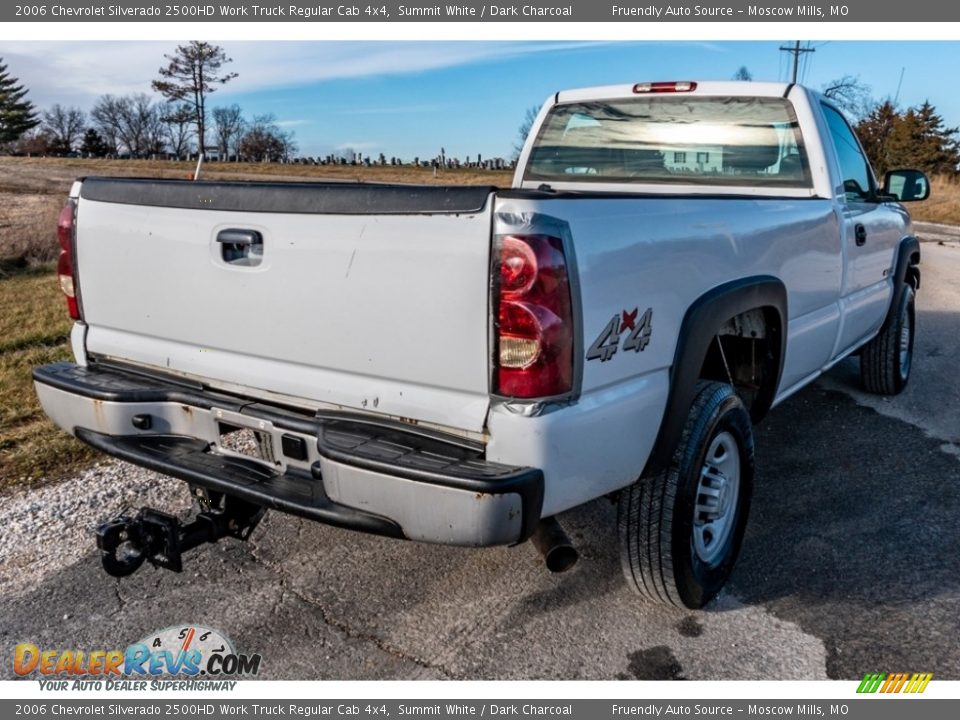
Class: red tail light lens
499,236,538,295
493,234,574,398
57,200,81,320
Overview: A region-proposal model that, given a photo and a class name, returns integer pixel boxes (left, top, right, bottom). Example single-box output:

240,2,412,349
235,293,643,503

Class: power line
779,41,816,84
894,67,906,106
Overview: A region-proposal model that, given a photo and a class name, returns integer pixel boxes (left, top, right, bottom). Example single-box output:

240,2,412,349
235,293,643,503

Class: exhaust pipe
531,516,579,573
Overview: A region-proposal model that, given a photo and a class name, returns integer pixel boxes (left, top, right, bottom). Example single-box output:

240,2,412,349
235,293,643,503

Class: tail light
492,234,574,398
57,199,82,320
633,81,697,93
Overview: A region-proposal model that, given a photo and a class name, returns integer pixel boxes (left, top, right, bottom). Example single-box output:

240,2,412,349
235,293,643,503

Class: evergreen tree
855,100,899,176
893,102,960,175
856,100,960,177
80,128,111,157
0,58,39,144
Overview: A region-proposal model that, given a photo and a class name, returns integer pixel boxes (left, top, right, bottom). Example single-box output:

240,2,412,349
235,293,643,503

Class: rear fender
644,276,787,476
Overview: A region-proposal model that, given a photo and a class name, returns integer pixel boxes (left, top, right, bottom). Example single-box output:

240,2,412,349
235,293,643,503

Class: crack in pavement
249,540,456,679
113,579,126,613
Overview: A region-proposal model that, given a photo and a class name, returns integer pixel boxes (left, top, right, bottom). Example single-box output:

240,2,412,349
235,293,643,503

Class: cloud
0,41,609,110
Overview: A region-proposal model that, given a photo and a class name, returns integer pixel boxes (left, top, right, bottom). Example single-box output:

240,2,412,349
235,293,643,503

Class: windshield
524,96,811,188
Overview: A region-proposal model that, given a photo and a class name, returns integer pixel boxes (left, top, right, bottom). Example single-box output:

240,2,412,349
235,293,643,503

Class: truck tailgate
74,179,495,433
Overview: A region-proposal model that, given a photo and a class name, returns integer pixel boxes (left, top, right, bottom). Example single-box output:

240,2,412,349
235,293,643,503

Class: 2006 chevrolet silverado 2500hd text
34,81,930,608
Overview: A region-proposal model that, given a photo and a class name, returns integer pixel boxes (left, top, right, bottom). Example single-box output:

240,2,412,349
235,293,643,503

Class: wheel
618,381,754,609
860,282,915,395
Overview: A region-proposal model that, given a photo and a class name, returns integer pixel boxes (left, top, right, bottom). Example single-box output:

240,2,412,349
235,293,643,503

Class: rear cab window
524,96,812,189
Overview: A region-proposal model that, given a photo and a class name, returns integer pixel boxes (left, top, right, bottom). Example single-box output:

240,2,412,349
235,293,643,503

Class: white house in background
661,146,724,173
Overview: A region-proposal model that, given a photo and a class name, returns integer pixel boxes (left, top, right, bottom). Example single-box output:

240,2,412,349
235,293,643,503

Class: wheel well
907,250,921,289
644,275,786,475
698,306,782,423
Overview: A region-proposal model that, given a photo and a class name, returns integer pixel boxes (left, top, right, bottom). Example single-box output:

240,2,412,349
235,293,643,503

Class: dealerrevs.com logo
14,625,261,690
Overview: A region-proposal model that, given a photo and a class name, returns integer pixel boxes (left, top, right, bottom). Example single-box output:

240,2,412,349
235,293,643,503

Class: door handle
854,224,867,247
217,229,263,265
217,229,261,246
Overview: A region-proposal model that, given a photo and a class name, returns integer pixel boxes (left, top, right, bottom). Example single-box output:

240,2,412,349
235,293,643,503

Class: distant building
662,147,723,173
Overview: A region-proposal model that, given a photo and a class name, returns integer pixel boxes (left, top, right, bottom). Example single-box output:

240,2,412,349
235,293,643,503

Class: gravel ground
0,461,191,599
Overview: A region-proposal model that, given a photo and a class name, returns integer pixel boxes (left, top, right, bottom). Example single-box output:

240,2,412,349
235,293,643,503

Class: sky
2,40,959,160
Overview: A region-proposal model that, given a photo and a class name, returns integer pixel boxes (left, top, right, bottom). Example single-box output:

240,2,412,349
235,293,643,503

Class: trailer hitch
95,493,265,577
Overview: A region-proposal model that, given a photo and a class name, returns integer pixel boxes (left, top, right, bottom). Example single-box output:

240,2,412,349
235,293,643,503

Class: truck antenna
193,152,205,181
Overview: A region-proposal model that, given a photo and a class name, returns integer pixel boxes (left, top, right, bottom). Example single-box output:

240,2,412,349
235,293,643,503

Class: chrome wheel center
693,431,741,567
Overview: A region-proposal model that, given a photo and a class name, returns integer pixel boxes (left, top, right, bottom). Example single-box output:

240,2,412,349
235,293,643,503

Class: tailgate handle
217,229,263,265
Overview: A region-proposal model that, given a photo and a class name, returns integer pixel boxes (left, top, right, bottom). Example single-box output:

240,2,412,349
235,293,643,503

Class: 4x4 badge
586,307,653,362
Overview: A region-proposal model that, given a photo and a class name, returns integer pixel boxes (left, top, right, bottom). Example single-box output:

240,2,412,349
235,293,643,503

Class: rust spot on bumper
91,399,105,430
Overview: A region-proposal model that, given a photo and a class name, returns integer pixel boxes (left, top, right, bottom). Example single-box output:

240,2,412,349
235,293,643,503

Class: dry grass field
915,175,960,225
0,270,94,486
1,156,957,490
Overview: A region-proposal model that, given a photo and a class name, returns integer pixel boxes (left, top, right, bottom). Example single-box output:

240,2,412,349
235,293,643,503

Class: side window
822,104,873,202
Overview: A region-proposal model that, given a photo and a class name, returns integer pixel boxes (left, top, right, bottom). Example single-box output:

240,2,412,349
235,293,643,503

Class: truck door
820,103,901,357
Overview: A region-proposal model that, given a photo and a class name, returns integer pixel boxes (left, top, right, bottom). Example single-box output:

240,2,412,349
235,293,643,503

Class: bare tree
162,103,194,159
238,114,297,163
91,94,164,157
90,95,124,155
120,94,163,157
10,127,51,156
152,41,238,154
512,105,541,160
823,75,874,122
42,104,86,154
212,104,245,161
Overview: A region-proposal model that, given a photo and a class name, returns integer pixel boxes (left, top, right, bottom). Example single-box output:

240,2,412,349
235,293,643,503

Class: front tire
860,283,915,395
618,381,754,609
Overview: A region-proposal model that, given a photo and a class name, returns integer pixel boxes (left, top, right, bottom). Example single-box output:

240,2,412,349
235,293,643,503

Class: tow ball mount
95,493,265,577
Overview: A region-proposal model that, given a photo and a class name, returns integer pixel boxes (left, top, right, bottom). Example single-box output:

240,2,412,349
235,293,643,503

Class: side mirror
882,169,930,202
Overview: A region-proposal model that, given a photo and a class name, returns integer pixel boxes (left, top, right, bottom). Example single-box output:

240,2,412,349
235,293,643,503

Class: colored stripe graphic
904,673,933,693
857,673,885,693
857,672,932,693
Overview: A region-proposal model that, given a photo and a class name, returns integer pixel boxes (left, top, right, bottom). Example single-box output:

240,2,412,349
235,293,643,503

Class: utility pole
779,41,815,83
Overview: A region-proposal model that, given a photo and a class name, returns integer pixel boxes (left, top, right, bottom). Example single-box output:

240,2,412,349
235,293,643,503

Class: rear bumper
33,362,543,547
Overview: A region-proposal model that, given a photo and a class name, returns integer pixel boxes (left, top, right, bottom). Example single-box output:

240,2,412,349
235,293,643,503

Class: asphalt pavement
2,242,958,682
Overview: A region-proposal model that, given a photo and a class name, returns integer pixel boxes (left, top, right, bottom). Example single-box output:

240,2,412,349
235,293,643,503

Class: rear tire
618,381,754,609
860,283,915,395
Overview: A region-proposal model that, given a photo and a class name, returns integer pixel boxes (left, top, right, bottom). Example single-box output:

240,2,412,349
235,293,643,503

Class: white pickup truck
35,81,928,608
